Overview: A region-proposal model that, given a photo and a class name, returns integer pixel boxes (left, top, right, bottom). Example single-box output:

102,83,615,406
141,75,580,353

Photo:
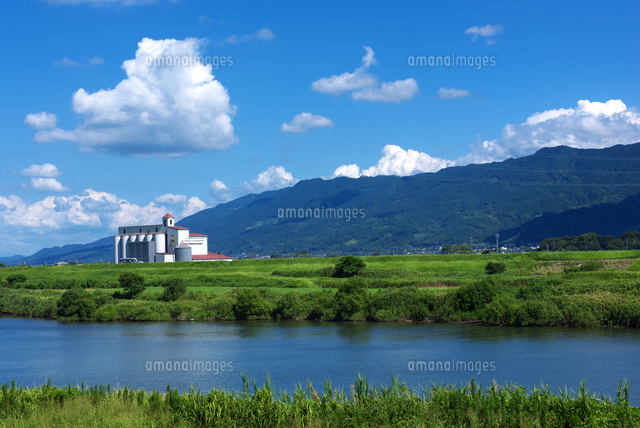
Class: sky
0,0,639,256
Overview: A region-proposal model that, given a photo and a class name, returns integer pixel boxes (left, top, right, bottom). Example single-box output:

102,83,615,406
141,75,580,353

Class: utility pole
495,233,499,254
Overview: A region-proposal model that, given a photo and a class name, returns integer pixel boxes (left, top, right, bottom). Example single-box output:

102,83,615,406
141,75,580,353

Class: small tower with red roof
162,213,175,227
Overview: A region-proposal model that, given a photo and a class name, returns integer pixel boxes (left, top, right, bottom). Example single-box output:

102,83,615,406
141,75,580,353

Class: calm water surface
1,317,639,401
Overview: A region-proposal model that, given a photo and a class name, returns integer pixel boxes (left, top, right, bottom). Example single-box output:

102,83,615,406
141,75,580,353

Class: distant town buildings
113,213,232,263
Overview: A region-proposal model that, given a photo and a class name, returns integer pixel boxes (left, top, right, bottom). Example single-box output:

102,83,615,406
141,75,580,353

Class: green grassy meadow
1,251,640,325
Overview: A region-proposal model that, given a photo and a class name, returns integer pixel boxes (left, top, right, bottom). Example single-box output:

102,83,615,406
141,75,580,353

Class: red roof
169,226,189,230
163,213,175,219
192,252,233,261
189,233,207,237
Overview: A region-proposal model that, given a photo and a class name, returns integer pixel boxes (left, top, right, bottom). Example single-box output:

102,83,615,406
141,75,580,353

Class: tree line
540,231,640,252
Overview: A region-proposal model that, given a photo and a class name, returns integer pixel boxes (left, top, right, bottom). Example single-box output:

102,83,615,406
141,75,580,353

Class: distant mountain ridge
4,143,640,265
182,143,640,255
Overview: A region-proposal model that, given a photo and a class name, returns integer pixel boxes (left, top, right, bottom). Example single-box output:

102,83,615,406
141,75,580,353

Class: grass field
1,251,640,325
6,250,640,290
0,377,637,427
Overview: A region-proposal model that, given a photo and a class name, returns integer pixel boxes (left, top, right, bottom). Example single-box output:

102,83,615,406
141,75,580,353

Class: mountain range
3,143,640,265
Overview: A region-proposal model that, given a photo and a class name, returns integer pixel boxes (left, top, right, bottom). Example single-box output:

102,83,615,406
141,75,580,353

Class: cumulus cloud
24,112,58,130
29,37,237,157
330,164,361,179
351,78,419,103
80,193,121,212
224,28,275,44
458,99,640,165
280,112,333,133
209,179,233,205
465,24,503,43
31,178,69,193
311,46,379,95
313,46,419,103
0,188,211,256
181,196,207,217
435,87,471,100
236,166,299,194
155,193,187,205
330,145,454,179
21,163,62,178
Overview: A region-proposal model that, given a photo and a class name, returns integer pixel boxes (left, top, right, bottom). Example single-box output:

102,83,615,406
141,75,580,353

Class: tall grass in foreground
0,376,637,427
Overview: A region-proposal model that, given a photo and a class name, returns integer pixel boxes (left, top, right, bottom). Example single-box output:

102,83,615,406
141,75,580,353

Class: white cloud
53,57,82,67
255,28,275,41
465,24,503,43
21,163,62,178
313,46,418,103
52,56,104,67
209,179,232,204
225,28,275,44
236,166,299,194
351,78,419,103
31,178,69,193
330,164,361,179
155,193,187,205
330,145,454,179
0,188,211,256
311,46,379,95
29,37,237,157
181,196,207,217
458,99,640,165
24,112,58,130
80,192,121,212
435,87,471,99
281,112,333,133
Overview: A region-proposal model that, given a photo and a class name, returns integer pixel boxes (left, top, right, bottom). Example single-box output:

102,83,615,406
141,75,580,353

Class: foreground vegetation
1,251,640,327
0,377,637,427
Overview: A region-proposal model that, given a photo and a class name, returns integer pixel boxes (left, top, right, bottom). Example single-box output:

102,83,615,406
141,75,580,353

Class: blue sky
0,0,639,256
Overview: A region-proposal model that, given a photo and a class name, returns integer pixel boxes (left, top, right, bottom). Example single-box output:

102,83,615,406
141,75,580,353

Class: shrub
334,256,366,278
92,290,114,307
454,280,498,312
56,287,96,320
334,277,368,320
233,288,272,320
160,278,188,302
485,261,506,275
307,291,336,321
94,304,120,322
118,273,146,299
6,274,27,286
273,292,303,320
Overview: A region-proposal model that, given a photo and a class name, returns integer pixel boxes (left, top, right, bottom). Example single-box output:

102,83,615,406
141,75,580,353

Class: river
1,317,639,401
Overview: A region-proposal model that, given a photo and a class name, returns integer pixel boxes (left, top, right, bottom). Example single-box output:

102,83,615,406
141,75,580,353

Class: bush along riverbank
0,377,638,427
1,253,640,327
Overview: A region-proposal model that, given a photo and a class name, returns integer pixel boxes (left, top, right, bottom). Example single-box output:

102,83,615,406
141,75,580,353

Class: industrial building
113,213,232,263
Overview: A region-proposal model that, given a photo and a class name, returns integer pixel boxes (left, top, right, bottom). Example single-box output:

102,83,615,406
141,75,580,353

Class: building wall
177,229,189,245
118,224,162,235
184,236,208,255
126,240,156,263
155,253,174,263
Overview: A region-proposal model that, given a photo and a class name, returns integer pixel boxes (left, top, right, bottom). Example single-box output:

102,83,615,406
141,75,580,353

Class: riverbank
1,251,640,327
0,377,637,427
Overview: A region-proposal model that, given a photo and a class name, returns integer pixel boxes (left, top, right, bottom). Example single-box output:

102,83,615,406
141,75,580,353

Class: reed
0,377,637,427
